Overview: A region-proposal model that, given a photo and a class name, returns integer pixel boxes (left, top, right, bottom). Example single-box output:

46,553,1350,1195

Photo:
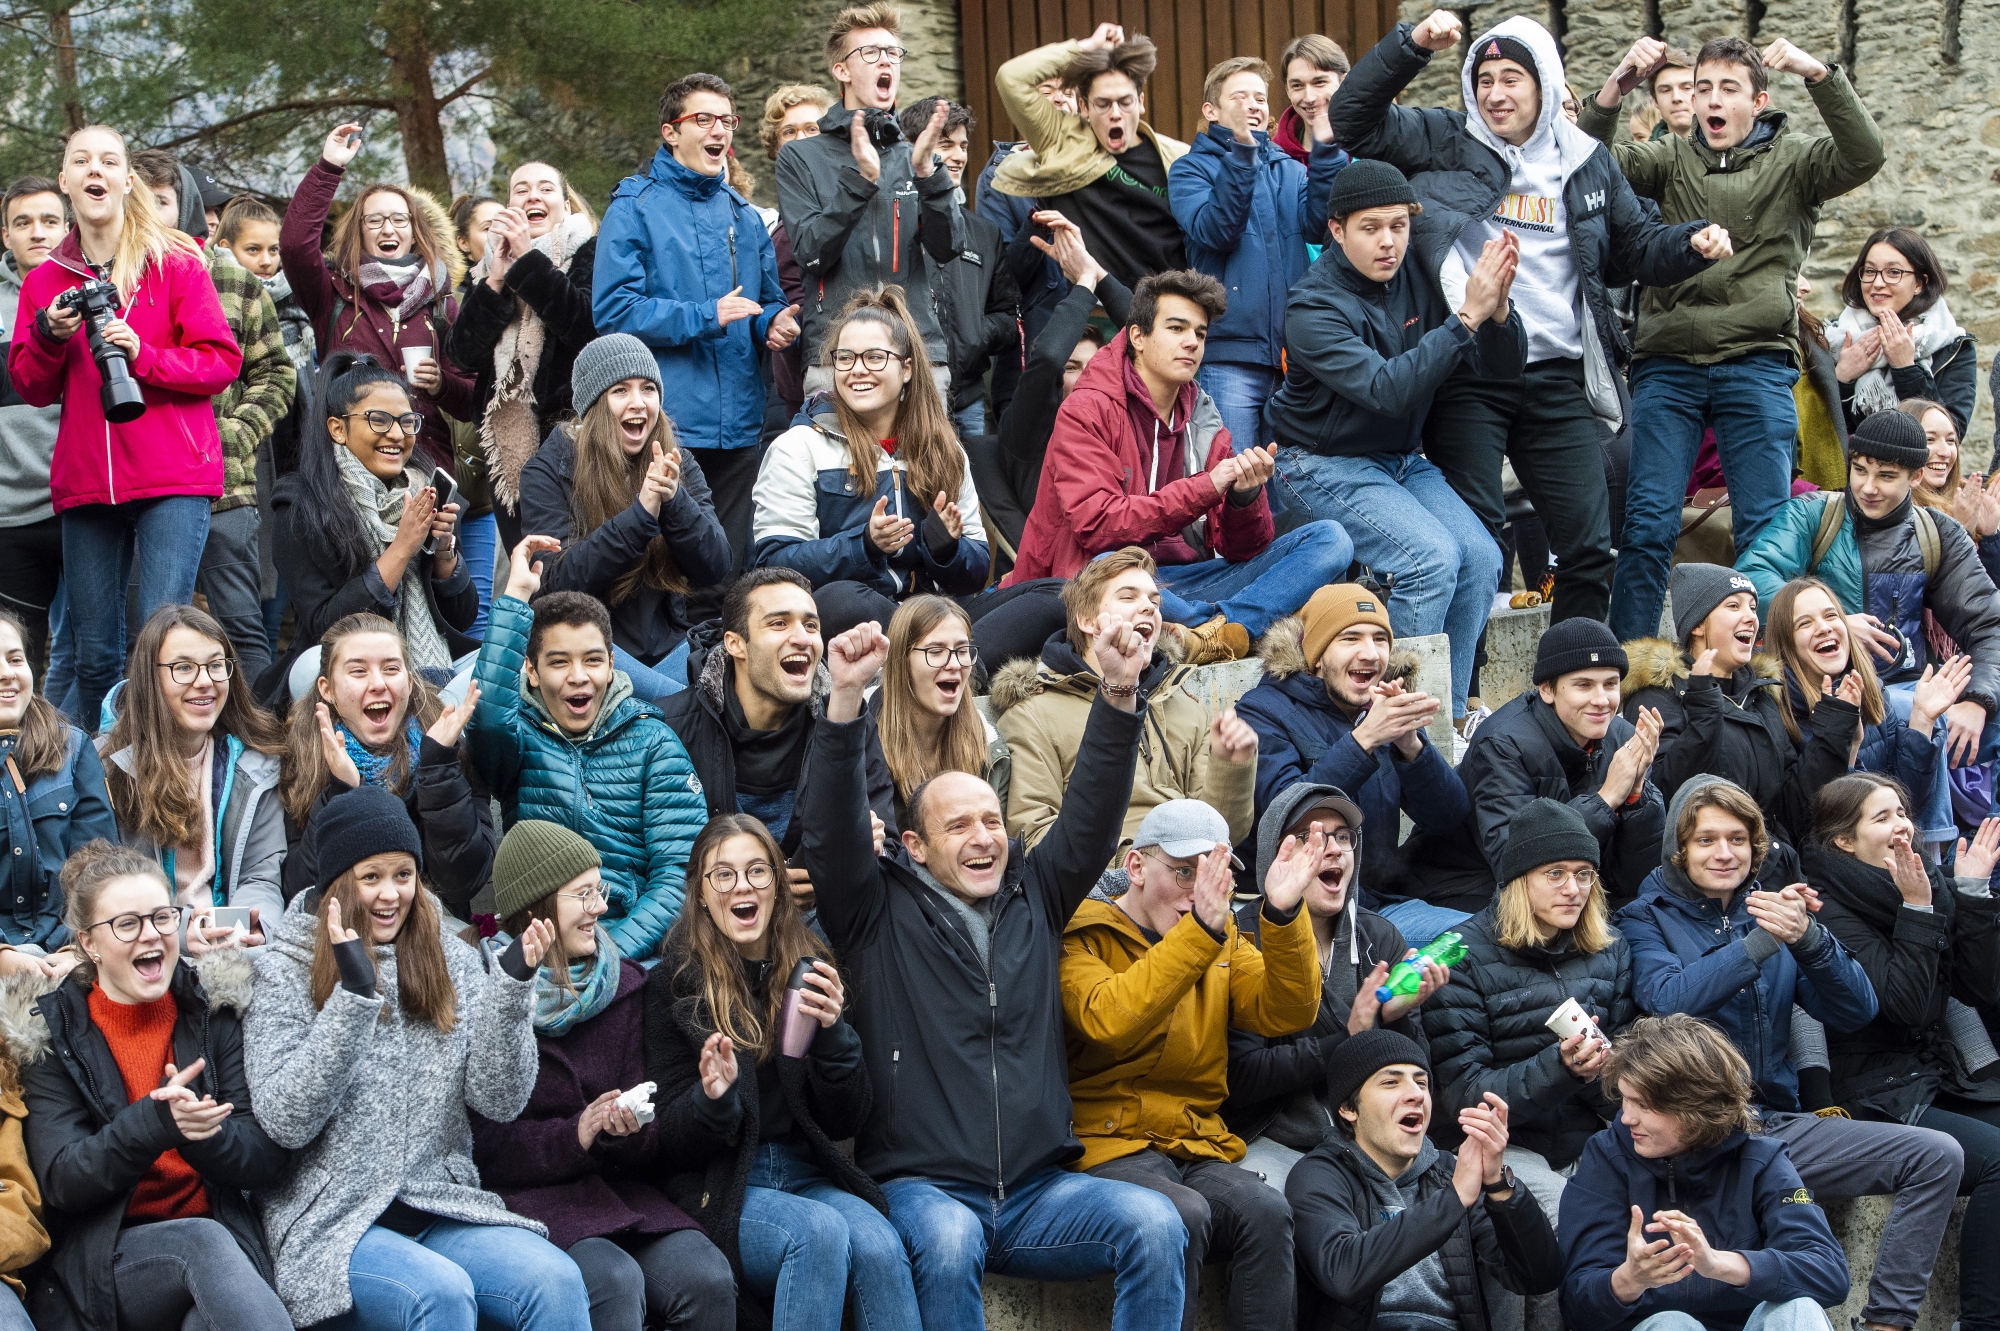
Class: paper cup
1545,996,1605,1047
402,345,431,381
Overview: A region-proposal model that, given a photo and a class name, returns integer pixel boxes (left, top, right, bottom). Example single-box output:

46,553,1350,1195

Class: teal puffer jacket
468,594,704,958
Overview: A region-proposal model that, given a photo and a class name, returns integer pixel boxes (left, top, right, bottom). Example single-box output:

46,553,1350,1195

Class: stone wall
1394,0,2000,462
718,0,966,207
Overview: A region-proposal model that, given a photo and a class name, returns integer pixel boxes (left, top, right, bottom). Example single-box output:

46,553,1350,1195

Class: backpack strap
1809,494,1845,573
1914,505,1940,581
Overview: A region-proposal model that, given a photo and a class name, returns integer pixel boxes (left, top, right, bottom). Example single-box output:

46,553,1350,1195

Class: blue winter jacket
593,147,789,452
467,595,705,958
1168,123,1345,369
0,725,114,948
1617,865,1877,1112
1561,1122,1852,1331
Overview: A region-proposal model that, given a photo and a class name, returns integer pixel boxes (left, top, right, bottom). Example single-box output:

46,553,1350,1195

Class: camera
860,108,904,153
53,279,146,423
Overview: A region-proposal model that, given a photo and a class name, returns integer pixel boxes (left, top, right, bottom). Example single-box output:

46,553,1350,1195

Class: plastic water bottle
1375,931,1468,1003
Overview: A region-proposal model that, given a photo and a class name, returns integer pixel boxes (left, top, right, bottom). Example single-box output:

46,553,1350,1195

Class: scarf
355,251,443,326
497,925,622,1036
1829,298,1967,419
260,269,318,378
341,715,424,789
469,213,594,508
333,447,454,671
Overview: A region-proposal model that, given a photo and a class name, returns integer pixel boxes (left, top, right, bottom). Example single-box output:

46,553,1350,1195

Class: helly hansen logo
1585,190,1606,210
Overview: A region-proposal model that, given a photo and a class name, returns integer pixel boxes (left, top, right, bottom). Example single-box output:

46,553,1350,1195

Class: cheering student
1828,228,1976,437
870,595,1009,828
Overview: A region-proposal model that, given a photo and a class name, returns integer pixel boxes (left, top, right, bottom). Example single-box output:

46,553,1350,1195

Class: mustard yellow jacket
0,1073,49,1297
1061,895,1319,1172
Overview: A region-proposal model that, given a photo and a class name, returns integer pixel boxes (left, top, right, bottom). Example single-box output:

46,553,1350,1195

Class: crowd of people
0,3,1994,1330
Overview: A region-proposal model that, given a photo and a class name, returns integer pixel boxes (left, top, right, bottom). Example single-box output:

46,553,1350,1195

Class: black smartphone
424,465,457,555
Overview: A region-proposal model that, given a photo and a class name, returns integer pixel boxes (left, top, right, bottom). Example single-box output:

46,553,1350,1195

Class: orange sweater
85,988,209,1223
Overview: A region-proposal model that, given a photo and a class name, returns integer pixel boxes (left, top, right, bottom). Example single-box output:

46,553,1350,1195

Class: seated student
469,539,706,957
872,595,1008,830
1829,227,1976,438
1224,784,1449,1191
800,615,1188,1328
647,813,919,1331
1261,158,1517,720
21,841,289,1331
278,612,497,918
1285,1030,1562,1331
470,821,735,1331
1620,564,1849,844
1559,1015,1853,1331
1236,584,1468,921
993,547,1257,854
0,608,114,952
0,959,44,1331
1904,399,2000,588
753,287,989,642
1736,409,2000,771
658,569,897,876
244,786,589,1331
1005,268,1352,664
1062,798,1321,1331
520,335,732,700
1425,800,1638,1221
99,605,287,932
265,353,476,711
1618,775,1971,1331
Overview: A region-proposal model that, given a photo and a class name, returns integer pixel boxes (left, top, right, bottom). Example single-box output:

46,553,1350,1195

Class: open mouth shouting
729,899,761,929
933,673,963,703
358,698,396,737
1705,114,1729,137
779,651,813,687
561,686,598,724
702,141,726,167
1105,124,1127,149
1395,1106,1427,1137
619,406,652,446
132,943,167,985
82,179,109,204
1808,628,1847,672
875,69,895,101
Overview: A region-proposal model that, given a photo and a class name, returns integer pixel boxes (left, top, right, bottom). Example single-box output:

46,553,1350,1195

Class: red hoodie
8,231,240,512
1004,329,1272,585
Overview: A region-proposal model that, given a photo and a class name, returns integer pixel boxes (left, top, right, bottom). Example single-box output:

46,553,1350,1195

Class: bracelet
1099,680,1139,700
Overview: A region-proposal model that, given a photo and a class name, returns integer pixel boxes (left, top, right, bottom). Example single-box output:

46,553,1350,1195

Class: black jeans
963,578,1067,673
1089,1147,1295,1331
111,1216,291,1331
1424,357,1614,624
198,504,272,683
689,443,771,574
0,516,62,673
568,1230,736,1331
1917,1095,2000,1331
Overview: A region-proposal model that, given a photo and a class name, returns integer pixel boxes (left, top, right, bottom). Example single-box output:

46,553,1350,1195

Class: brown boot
1181,614,1250,664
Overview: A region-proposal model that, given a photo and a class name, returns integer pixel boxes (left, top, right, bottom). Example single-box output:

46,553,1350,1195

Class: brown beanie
1300,584,1394,669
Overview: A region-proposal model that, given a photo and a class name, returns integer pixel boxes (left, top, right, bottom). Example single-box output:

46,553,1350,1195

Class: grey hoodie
1257,781,1367,983
0,252,59,526
1352,1137,1459,1328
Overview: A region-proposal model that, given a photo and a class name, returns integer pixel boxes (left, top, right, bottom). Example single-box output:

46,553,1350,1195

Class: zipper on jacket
727,226,739,291
1666,1158,1678,1206
990,977,1005,1199
892,199,901,275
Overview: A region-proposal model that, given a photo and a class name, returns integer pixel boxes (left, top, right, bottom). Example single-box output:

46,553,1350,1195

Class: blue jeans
321,1219,591,1331
1609,351,1799,642
1202,361,1288,521
613,642,688,701
1154,521,1353,638
1631,1298,1832,1331
44,578,77,724
460,511,500,640
881,1166,1185,1331
1378,899,1473,950
1275,448,1504,715
741,1140,921,1331
952,400,988,438
61,496,211,733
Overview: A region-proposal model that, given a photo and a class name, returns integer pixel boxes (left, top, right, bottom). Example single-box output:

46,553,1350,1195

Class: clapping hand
909,100,949,179
1888,833,1931,907
1190,845,1233,935
1907,655,1972,736
518,917,557,970
1651,1210,1749,1285
638,440,682,516
698,1032,739,1100
932,491,965,540
316,703,363,787
1600,707,1663,807
1611,1205,1696,1303
1745,884,1814,944
391,486,438,559
1264,825,1327,914
849,112,883,183
1956,818,2000,882
1689,648,1720,678
865,495,916,555
1209,705,1258,764
716,285,765,329
151,1059,232,1141
1229,444,1277,493
427,681,480,748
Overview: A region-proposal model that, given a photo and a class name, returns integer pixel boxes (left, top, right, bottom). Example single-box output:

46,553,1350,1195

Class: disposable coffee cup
402,345,431,381
1545,996,1606,1049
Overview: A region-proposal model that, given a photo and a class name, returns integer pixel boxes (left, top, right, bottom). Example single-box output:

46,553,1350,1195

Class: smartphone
201,906,254,937
424,465,457,555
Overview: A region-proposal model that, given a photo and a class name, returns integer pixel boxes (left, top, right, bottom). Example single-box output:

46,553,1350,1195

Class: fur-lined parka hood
1620,637,1782,702
1252,615,1423,686
0,947,256,1069
988,629,1187,718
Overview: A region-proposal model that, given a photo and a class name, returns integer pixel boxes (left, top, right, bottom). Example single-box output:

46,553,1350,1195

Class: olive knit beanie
493,820,603,920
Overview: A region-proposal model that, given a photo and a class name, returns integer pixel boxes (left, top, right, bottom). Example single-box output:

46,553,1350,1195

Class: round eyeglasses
157,659,234,685
85,905,185,942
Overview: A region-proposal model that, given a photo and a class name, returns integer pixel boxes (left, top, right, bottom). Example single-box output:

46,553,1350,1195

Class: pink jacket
7,232,239,511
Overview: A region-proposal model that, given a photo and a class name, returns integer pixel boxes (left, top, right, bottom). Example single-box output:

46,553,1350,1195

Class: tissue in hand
616,1081,657,1125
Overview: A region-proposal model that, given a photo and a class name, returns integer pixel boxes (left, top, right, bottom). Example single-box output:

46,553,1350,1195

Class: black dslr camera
860,107,904,152
52,279,146,423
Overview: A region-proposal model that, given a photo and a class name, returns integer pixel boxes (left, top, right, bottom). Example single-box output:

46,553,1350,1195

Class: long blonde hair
824,285,965,509
62,126,199,300
1494,871,1614,955
880,596,986,801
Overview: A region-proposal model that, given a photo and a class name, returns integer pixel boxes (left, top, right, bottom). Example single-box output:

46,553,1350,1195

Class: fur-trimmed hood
1619,637,1782,702
0,947,256,1069
988,630,1186,718
1253,615,1424,686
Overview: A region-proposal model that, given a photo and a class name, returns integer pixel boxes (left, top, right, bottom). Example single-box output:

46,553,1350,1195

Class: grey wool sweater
243,890,541,1325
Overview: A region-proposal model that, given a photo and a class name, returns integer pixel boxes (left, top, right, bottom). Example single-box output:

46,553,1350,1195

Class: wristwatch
1482,1165,1517,1196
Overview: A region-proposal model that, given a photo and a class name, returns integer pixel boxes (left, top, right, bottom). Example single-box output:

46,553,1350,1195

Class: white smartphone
197,906,255,939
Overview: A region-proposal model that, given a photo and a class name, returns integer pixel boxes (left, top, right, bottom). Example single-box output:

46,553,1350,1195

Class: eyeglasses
1536,865,1600,891
704,863,775,893
85,905,184,942
1298,829,1355,849
157,659,234,685
556,884,608,908
362,212,412,232
343,409,423,436
912,644,978,669
779,122,821,143
1141,851,1199,884
1089,95,1139,113
832,348,907,372
1862,266,1914,284
670,112,742,131
841,43,906,65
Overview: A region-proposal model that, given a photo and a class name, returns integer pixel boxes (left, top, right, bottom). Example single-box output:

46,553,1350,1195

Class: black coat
1802,841,2000,1122
1423,904,1637,1169
444,238,599,446
939,211,1021,416
1222,900,1425,1147
260,470,480,709
280,735,497,918
800,694,1142,1189
654,622,898,857
15,956,289,1331
518,428,733,667
1286,1132,1562,1331
644,938,880,1330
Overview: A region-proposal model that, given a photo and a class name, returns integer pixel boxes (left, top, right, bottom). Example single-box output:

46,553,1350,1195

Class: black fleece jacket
444,238,599,443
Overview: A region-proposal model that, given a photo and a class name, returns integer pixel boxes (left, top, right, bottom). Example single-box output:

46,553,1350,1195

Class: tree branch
153,96,397,148
437,63,494,106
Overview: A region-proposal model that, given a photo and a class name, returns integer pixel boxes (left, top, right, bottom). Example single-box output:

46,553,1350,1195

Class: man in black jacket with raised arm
800,608,1187,1331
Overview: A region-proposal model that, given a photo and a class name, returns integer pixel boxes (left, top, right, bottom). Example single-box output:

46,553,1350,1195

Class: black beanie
1532,617,1627,685
1326,1028,1430,1117
1669,562,1758,646
1472,34,1540,88
1847,409,1931,471
1498,797,1601,884
1329,159,1419,219
310,785,423,889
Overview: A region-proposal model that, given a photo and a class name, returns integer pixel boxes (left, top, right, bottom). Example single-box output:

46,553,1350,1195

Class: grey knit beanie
571,334,663,419
1669,563,1758,646
493,820,603,920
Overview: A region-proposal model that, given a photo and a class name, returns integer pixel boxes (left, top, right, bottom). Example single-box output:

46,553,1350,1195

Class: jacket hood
172,163,209,241
646,144,745,205
1695,107,1786,161
681,615,832,723
1255,784,1362,973
411,186,467,293
521,663,637,745
1656,771,1743,892
1271,107,1311,164
988,630,1181,716
1254,614,1422,686
0,948,256,1069
1062,894,1154,943
1459,17,1599,175
1620,638,1782,703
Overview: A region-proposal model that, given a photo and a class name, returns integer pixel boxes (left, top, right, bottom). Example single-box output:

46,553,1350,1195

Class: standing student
471,821,736,1331
8,126,242,733
244,787,590,1331
0,176,69,673
1644,48,1697,138
20,841,290,1331
1828,228,1976,437
1273,35,1350,165
871,595,1008,829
